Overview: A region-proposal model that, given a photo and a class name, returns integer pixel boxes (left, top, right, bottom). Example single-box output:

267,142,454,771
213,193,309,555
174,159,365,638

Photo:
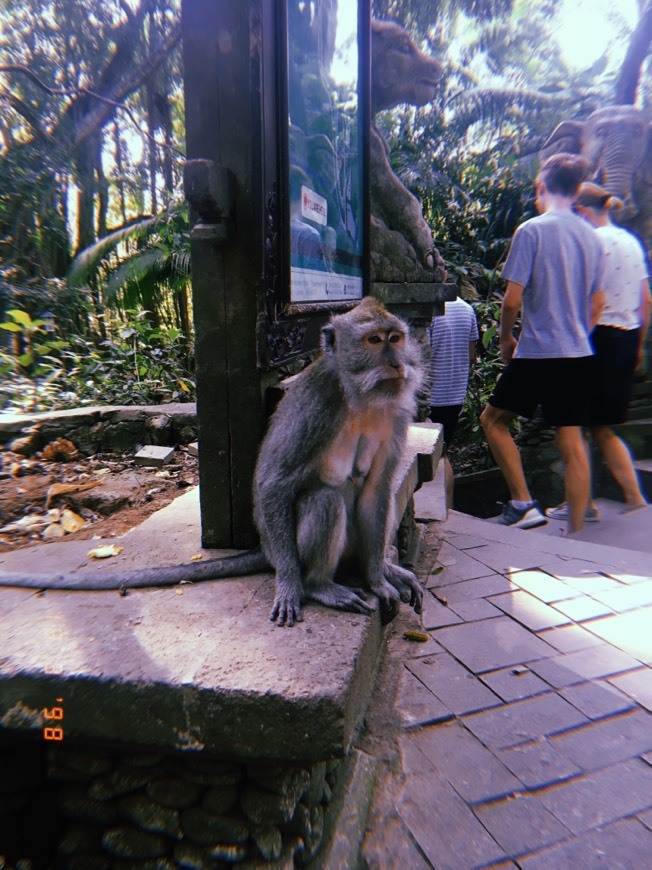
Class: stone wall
0,740,342,868
0,405,198,456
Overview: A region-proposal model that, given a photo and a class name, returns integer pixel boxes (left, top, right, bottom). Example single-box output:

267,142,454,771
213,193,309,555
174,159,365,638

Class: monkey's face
353,327,421,399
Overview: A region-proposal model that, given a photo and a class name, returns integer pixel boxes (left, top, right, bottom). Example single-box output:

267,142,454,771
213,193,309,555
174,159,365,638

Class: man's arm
637,278,652,367
499,281,523,361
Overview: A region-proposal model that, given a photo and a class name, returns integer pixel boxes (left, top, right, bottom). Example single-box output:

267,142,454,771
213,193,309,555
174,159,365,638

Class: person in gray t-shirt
480,154,605,534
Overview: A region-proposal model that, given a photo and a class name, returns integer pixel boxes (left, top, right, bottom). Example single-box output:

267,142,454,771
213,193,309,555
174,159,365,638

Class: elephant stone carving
371,19,447,283
541,105,652,258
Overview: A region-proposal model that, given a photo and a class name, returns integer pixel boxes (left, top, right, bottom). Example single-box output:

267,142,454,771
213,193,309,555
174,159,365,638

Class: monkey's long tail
0,549,271,591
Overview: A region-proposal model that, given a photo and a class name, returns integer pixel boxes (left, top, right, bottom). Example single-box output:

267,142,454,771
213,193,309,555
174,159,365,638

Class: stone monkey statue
0,299,424,626
370,19,447,282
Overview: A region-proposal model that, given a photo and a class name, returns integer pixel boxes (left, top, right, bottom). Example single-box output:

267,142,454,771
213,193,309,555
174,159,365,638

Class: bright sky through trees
556,0,639,69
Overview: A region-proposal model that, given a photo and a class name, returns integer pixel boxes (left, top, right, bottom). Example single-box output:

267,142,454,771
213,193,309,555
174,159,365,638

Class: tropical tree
0,0,184,329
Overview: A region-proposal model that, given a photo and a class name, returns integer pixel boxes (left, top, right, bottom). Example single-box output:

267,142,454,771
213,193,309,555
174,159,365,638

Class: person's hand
500,334,517,361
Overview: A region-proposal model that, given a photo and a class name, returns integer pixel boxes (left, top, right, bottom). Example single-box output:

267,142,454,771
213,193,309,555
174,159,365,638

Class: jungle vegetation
0,0,650,414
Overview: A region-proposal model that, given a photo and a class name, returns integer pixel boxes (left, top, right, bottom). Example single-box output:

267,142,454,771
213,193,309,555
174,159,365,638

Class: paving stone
134,445,175,467
602,568,652,586
496,739,582,789
639,808,652,830
473,793,572,857
519,817,652,869
551,596,615,621
410,721,522,803
399,734,435,776
550,710,652,771
539,559,618,593
362,814,431,870
431,574,512,601
537,758,652,835
447,598,502,622
559,680,635,720
433,617,555,674
488,590,571,631
609,668,652,712
506,570,577,603
388,631,442,659
528,645,640,688
430,544,496,582
463,693,589,750
407,653,502,716
442,532,489,551
463,543,544,575
480,667,551,703
585,608,652,663
536,624,604,654
397,667,453,728
396,772,506,869
420,590,463,630
590,580,652,613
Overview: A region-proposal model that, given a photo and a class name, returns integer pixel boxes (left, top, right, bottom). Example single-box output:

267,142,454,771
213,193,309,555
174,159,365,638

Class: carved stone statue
370,19,447,283
541,105,652,258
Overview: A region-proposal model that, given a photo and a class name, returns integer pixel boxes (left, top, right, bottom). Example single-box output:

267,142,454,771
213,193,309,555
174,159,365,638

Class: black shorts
588,325,640,426
429,404,463,446
489,356,596,427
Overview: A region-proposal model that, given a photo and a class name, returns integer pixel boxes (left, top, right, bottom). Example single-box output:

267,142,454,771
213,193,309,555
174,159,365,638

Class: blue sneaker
498,501,548,529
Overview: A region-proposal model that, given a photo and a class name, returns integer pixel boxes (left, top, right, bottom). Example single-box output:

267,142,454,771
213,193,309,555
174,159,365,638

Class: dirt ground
0,438,198,552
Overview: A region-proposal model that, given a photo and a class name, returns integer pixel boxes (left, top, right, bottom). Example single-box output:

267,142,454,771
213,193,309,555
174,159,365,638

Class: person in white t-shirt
428,297,479,506
547,182,652,521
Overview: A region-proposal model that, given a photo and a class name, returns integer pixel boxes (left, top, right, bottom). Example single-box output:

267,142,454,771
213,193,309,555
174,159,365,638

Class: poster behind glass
288,0,364,303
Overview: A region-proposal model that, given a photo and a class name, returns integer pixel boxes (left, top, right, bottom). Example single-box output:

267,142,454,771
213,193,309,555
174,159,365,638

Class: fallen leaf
175,588,184,595
1,515,50,534
61,509,86,533
45,480,103,508
42,523,65,540
88,545,124,559
403,630,430,643
190,553,203,561
41,438,79,462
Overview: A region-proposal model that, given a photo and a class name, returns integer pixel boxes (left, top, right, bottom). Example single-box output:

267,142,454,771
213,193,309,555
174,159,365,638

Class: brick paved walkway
361,505,652,869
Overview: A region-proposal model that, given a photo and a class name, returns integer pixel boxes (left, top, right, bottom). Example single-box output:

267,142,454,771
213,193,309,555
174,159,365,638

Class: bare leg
590,426,647,506
480,404,532,502
555,426,590,534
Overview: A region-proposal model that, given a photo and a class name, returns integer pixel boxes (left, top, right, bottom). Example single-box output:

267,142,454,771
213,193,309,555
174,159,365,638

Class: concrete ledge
0,491,384,762
0,423,439,766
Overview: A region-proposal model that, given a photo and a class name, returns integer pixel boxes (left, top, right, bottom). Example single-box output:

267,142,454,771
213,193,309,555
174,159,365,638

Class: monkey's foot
270,589,303,627
307,582,374,616
383,562,423,614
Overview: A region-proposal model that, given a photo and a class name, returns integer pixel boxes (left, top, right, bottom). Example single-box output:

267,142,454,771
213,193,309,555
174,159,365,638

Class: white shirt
596,225,649,330
428,298,479,406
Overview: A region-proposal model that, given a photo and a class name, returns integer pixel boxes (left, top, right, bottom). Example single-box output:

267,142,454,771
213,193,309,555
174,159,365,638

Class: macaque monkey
0,298,424,626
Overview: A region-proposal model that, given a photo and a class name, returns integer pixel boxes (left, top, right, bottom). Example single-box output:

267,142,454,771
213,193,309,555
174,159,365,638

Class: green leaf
0,322,23,332
18,352,34,367
6,309,32,327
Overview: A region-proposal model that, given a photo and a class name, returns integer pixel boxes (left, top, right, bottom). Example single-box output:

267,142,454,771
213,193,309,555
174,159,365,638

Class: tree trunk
614,0,652,104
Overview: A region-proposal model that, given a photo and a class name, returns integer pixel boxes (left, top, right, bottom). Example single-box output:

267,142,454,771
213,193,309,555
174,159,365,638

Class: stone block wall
0,741,343,868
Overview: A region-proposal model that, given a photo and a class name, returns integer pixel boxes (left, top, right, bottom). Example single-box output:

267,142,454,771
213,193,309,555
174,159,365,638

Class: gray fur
0,298,425,626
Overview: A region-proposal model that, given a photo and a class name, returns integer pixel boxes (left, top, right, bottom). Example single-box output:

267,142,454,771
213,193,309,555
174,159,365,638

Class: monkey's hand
383,562,423,614
270,576,304,627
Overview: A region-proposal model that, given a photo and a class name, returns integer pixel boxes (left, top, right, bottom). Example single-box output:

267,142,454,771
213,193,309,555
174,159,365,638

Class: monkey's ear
321,323,336,354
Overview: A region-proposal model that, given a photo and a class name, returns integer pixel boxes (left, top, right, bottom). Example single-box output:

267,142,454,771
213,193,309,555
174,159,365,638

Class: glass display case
286,0,366,305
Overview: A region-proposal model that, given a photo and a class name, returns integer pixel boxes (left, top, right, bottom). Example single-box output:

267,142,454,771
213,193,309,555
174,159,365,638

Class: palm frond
105,248,169,304
68,217,157,286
